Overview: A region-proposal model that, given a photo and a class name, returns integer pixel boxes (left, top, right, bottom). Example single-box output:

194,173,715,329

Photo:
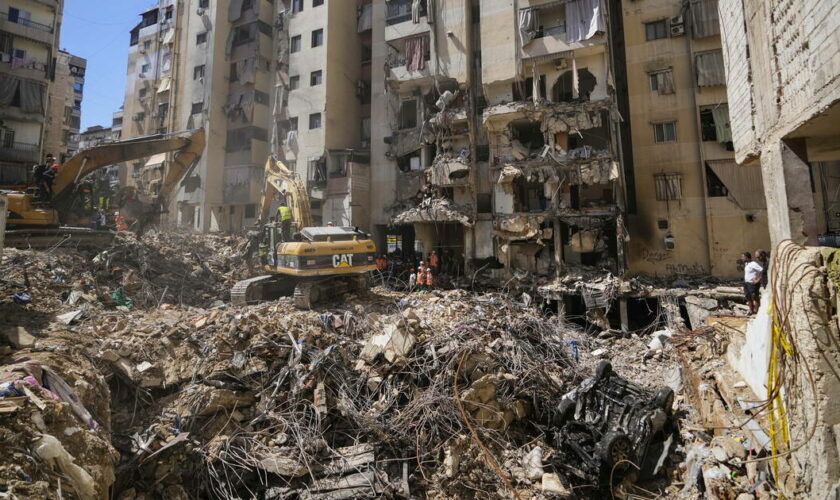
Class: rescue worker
425,268,434,288
417,262,427,291
327,221,335,227
376,254,388,272
429,250,439,273
277,202,292,241
32,153,56,201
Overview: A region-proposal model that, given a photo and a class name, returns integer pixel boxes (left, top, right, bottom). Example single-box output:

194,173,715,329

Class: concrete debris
392,197,474,227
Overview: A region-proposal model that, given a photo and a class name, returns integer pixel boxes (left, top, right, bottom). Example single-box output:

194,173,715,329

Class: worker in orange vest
429,250,439,273
425,268,434,288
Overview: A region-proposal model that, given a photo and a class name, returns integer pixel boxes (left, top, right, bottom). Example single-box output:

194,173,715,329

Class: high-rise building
620,0,770,279
43,49,84,162
0,0,63,184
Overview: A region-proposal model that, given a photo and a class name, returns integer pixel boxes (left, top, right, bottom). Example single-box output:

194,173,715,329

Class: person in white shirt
742,252,763,315
408,268,417,291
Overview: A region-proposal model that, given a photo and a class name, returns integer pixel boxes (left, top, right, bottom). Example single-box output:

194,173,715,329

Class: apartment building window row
310,70,322,86
653,122,677,143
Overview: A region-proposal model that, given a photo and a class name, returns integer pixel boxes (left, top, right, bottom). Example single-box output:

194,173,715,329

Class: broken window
552,68,596,102
196,32,207,45
512,75,546,101
645,20,667,41
649,69,674,95
654,173,682,201
309,113,321,129
310,70,322,86
515,179,548,212
705,164,728,197
290,35,301,53
311,29,323,48
510,120,545,153
397,151,422,172
399,99,417,130
193,64,205,80
653,122,676,143
477,193,492,213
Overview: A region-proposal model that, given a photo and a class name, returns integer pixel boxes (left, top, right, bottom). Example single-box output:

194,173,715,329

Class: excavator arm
257,156,313,229
53,128,205,206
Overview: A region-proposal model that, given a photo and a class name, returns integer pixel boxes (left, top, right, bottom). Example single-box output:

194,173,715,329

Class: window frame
313,0,324,6
193,64,206,80
140,63,151,74
308,112,322,130
311,29,323,48
309,70,322,86
290,35,302,53
191,102,204,115
289,117,298,131
653,121,677,143
399,99,418,130
289,75,300,90
645,20,668,41
196,32,207,45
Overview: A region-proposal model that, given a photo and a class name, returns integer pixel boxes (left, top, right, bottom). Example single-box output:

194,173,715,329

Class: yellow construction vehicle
4,129,204,248
231,156,376,308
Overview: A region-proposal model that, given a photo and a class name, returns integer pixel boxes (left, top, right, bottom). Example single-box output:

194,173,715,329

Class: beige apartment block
621,0,769,279
0,0,62,184
43,49,84,162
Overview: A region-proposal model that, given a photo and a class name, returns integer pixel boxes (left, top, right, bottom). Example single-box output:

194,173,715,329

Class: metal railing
0,12,53,33
0,141,38,153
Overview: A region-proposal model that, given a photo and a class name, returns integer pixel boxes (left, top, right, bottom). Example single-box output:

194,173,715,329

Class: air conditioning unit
196,7,205,15
138,73,146,79
669,15,685,37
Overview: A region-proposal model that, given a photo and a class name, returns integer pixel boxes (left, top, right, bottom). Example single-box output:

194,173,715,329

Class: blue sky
60,1,154,131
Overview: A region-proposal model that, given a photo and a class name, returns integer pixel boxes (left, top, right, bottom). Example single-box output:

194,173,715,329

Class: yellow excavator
4,128,205,248
231,156,376,308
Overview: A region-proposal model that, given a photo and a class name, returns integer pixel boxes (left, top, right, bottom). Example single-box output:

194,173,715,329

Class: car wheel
599,431,633,468
653,387,675,413
595,360,612,380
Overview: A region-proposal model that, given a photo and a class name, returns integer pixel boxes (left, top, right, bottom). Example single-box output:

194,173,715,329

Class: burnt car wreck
551,361,676,490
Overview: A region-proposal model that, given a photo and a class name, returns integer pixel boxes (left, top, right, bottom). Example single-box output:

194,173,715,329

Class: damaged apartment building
368,0,631,283
119,0,372,231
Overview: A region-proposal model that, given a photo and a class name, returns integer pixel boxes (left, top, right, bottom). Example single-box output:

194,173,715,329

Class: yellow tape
767,302,791,494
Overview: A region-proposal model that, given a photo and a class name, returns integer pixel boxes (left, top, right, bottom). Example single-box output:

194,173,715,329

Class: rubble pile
82,289,591,498
1,231,248,312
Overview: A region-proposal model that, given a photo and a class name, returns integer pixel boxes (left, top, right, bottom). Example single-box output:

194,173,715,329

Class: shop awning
145,153,166,168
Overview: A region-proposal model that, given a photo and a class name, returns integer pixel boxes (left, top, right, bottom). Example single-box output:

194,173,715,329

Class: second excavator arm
257,156,313,229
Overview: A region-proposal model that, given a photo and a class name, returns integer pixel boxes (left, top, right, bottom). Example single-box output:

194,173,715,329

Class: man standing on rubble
429,250,440,275
277,202,292,241
742,252,763,315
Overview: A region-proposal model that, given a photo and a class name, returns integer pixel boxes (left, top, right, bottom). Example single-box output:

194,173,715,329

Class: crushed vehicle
551,360,676,489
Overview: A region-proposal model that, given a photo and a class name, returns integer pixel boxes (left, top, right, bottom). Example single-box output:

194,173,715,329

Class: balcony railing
0,12,53,33
0,141,40,162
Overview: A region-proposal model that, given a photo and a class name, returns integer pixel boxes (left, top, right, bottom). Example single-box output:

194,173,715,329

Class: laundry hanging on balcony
405,34,428,71
566,0,604,43
519,8,539,47
20,80,45,114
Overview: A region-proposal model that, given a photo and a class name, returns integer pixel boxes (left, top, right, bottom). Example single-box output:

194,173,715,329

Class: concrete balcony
0,13,55,45
388,63,434,85
0,60,49,82
0,142,40,163
520,29,606,62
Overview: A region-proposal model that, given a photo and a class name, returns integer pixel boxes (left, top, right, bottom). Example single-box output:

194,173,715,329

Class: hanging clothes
572,56,579,99
531,64,541,104
20,80,45,114
696,51,725,86
411,0,422,23
566,0,604,44
405,35,428,71
519,8,539,47
0,74,19,107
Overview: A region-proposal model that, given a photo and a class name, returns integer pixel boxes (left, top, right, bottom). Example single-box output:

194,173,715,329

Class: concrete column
553,219,564,277
556,297,565,326
619,297,629,333
761,140,819,247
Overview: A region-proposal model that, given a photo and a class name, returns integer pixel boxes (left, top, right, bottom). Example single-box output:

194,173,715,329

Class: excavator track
293,274,369,309
4,227,116,250
231,275,278,306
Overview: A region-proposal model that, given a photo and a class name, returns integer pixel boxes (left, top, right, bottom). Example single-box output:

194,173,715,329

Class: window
309,113,322,129
245,204,256,218
361,117,371,142
191,102,204,115
199,0,209,8
165,6,173,20
289,117,298,131
387,0,424,25
255,90,269,105
12,48,25,60
313,0,324,6
143,40,152,50
289,75,300,89
653,122,676,143
654,173,682,201
229,63,238,82
310,70,322,86
645,20,668,41
141,63,151,73
233,25,255,46
196,32,207,44
290,35,301,53
158,102,169,119
399,99,417,129
1,129,15,148
311,29,323,48
291,0,304,13
139,87,147,99
699,108,716,142
649,69,674,95
0,33,11,54
194,64,205,80
705,164,728,197
73,82,84,93
241,0,253,12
